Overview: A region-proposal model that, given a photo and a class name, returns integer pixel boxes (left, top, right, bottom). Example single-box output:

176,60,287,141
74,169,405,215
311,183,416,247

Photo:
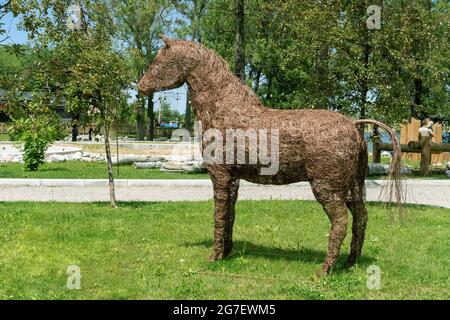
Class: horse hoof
224,245,233,257
318,263,333,276
345,257,357,269
315,269,327,278
209,252,224,262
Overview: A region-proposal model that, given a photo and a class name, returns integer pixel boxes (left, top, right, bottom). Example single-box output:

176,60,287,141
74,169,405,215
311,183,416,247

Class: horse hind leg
346,200,368,267
321,200,348,274
345,146,369,267
311,181,349,275
346,177,368,267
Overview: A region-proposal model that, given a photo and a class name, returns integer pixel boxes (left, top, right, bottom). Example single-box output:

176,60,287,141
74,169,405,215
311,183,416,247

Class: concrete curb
0,178,448,187
0,178,448,208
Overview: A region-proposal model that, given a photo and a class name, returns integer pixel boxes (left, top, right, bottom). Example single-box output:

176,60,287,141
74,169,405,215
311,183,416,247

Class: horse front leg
224,178,240,256
209,169,239,261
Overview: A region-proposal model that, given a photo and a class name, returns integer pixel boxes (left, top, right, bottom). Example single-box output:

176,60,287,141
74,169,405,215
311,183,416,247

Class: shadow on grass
185,239,376,269
366,201,439,210
38,167,71,172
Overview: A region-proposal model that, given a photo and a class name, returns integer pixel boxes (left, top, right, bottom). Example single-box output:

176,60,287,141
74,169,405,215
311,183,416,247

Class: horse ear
161,35,172,48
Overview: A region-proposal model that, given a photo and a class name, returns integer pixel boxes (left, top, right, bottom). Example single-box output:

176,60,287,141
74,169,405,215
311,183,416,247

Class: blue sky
2,12,188,114
2,12,28,44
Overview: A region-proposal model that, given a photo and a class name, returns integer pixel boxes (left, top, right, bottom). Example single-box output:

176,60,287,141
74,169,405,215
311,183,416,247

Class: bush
9,115,60,172
20,128,53,171
5,92,62,171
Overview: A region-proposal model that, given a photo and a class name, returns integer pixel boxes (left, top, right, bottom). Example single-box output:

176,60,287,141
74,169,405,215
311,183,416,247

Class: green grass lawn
0,200,448,300
0,161,448,180
368,155,425,168
0,162,209,179
0,134,10,141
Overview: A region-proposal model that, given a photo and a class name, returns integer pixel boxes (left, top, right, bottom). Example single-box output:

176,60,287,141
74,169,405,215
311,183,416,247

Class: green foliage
112,0,169,68
9,0,132,126
60,34,133,128
8,0,137,206
0,44,41,89
202,0,449,124
4,0,448,131
3,44,63,171
172,0,210,41
111,0,171,140
159,99,182,122
0,45,24,74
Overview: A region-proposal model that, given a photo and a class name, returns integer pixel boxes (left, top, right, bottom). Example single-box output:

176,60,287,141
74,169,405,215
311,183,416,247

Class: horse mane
173,40,263,113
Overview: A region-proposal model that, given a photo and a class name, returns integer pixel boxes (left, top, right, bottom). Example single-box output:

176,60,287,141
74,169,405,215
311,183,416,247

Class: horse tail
354,119,405,216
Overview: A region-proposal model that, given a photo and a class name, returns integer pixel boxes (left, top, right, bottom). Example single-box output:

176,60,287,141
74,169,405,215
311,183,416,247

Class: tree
382,0,449,121
12,0,133,207
158,99,182,123
202,0,290,104
112,0,170,141
172,0,210,131
63,36,132,208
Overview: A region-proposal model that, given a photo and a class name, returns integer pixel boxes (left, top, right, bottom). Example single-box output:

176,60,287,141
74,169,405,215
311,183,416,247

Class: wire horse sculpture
138,37,403,275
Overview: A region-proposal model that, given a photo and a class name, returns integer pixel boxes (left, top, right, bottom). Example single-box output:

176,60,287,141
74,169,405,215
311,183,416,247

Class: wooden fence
372,118,450,175
400,118,450,164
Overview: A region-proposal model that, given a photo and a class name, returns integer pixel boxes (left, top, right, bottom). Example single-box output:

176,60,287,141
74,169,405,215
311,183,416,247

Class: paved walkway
0,179,449,208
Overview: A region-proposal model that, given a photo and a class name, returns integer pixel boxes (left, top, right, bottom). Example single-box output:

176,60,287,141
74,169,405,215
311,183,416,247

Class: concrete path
0,179,449,208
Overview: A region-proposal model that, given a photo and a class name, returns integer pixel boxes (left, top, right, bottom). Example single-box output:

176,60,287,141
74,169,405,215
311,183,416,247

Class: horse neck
186,53,264,129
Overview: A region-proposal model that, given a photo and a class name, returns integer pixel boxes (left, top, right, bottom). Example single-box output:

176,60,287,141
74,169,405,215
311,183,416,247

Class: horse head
138,36,199,96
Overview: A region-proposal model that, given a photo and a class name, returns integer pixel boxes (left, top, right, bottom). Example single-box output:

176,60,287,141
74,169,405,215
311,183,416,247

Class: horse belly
240,164,309,185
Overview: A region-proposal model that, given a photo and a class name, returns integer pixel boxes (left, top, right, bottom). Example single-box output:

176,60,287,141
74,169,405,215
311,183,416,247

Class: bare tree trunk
413,77,423,119
360,39,370,121
357,24,371,135
104,124,117,208
315,46,330,109
184,90,191,131
234,0,245,80
136,95,145,141
147,93,155,141
136,67,146,141
254,69,262,93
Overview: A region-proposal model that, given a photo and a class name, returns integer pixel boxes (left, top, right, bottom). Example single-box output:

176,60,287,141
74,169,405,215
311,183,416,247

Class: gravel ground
0,179,448,208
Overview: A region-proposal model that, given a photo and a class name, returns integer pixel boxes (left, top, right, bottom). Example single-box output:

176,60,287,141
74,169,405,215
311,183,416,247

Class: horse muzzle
137,80,152,96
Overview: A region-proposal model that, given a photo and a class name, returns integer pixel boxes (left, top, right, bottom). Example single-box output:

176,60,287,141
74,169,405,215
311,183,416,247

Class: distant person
71,123,78,142
88,126,93,141
419,119,435,140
